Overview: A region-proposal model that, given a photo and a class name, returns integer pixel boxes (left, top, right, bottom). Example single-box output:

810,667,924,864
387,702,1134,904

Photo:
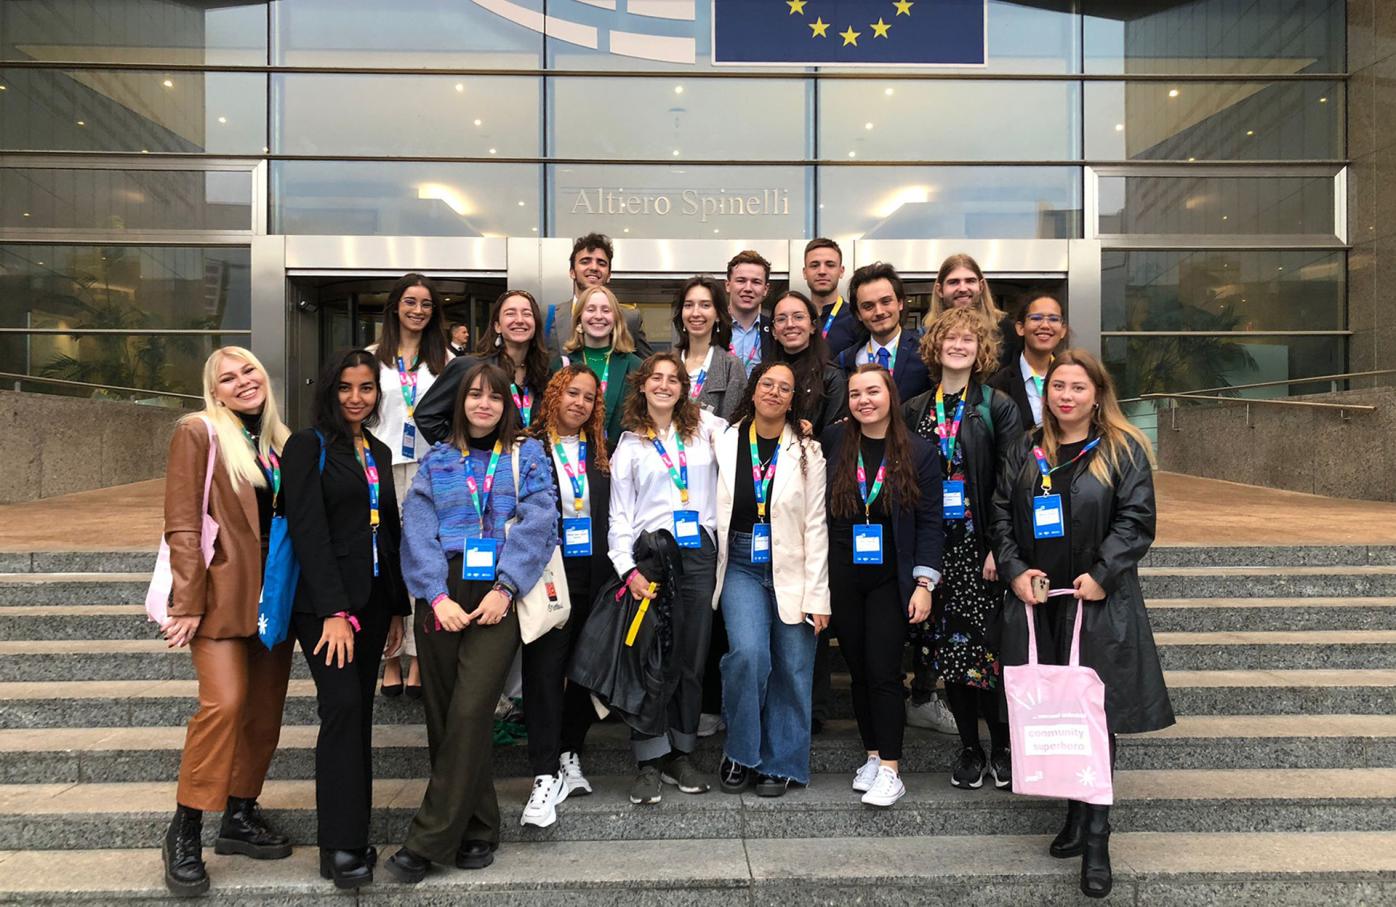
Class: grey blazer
691,348,749,421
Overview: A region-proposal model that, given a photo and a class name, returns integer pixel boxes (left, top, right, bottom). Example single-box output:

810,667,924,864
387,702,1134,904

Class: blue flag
713,0,986,66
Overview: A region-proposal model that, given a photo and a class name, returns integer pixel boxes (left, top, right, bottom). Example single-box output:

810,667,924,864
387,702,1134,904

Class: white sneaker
520,774,564,828
906,694,958,735
559,751,592,797
696,713,725,738
851,754,882,792
860,765,906,808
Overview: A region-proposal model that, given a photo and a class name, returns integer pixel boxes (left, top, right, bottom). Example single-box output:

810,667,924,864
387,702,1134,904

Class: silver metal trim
853,239,1070,274
1335,165,1349,245
1142,393,1375,413
0,371,201,401
0,230,254,245
1103,330,1351,337
1068,239,1102,359
283,236,509,271
1124,368,1396,401
1097,236,1348,250
250,235,289,413
0,328,248,336
0,154,263,171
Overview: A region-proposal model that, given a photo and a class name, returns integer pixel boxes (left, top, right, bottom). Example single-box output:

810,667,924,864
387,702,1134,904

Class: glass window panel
549,77,808,161
272,0,542,68
548,164,807,239
0,168,252,231
1098,174,1336,237
1083,0,1345,75
1105,335,1345,401
1085,81,1343,161
820,80,1078,162
817,166,1081,241
1,0,267,66
0,68,266,154
271,161,540,236
273,75,541,157
1101,249,1345,334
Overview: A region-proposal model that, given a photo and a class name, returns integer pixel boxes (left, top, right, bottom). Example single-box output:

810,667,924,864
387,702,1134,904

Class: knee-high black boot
1049,799,1085,857
1080,804,1112,898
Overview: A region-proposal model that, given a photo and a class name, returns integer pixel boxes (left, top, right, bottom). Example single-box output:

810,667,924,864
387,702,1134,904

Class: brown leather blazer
164,416,265,639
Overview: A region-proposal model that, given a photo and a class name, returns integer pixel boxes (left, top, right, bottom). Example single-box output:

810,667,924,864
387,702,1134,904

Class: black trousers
521,553,601,776
829,563,907,762
291,602,390,851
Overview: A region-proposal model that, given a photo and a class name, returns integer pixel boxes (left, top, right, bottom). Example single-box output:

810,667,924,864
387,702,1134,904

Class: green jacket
550,348,643,446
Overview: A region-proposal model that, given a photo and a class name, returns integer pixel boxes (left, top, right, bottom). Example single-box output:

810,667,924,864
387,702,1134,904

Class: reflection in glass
1,169,252,231
1105,334,1344,400
820,81,1079,162
0,68,266,153
273,74,541,157
1098,174,1336,237
817,166,1081,240
1,0,267,66
272,161,541,236
1085,81,1343,161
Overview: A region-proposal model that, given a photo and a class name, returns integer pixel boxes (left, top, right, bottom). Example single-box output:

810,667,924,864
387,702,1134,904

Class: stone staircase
0,546,1395,903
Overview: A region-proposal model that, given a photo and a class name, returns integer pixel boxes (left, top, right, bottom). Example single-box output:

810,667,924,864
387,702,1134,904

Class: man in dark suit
546,233,651,359
803,237,861,360
835,261,932,403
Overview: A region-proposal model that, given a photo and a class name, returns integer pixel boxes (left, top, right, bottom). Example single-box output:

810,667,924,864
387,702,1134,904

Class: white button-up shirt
549,433,592,520
856,330,902,370
370,345,451,465
1019,353,1045,426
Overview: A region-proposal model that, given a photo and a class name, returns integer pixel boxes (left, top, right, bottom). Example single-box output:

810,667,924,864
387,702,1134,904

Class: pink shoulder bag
145,417,220,625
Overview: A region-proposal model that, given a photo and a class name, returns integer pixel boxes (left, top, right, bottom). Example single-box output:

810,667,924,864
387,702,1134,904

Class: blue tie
876,346,891,371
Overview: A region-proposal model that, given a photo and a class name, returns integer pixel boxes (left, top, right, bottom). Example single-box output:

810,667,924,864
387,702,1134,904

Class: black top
235,410,274,543
729,422,781,536
1034,437,1091,590
828,433,896,584
466,426,501,452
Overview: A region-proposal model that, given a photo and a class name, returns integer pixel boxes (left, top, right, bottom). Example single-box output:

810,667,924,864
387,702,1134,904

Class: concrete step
3,832,1394,905
1142,545,1396,568
5,768,1396,851
0,574,149,606
0,552,152,574
0,606,156,641
1147,597,1396,632
1139,565,1396,599
3,715,1393,786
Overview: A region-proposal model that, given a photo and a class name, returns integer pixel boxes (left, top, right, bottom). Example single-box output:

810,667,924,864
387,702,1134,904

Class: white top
1018,352,1044,426
856,330,902,367
548,433,592,520
367,344,451,465
608,408,727,576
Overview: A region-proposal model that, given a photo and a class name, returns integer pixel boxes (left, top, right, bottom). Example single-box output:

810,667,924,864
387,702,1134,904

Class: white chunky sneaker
906,694,958,735
520,774,564,828
559,751,592,797
861,765,906,808
852,754,882,792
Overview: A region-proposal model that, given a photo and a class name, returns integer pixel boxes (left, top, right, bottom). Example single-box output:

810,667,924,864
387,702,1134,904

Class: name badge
750,523,771,564
852,523,884,565
401,422,416,460
943,479,966,520
562,517,592,558
1033,494,1065,540
674,510,702,549
463,537,498,581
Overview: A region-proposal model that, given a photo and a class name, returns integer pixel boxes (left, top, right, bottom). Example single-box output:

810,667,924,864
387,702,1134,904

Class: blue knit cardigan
400,438,559,605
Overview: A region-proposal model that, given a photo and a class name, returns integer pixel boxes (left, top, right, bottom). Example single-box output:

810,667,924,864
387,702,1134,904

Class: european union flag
713,0,986,66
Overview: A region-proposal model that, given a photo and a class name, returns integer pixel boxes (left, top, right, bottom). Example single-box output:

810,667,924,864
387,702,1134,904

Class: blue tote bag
258,434,325,650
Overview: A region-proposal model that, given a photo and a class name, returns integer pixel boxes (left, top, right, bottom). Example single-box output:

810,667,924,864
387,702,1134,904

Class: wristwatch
915,577,935,591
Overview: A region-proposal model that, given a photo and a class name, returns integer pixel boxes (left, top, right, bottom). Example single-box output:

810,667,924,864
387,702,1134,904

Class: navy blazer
820,421,944,605
819,298,865,361
836,329,933,404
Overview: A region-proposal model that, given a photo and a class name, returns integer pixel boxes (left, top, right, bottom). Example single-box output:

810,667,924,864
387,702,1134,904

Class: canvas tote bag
146,417,219,626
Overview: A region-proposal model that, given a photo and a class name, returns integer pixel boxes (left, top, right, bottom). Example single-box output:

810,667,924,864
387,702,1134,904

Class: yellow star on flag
870,17,891,38
786,0,806,13
809,16,829,37
840,25,861,46
894,0,914,16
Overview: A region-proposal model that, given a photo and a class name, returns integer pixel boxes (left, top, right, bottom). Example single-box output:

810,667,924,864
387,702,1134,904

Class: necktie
876,346,891,370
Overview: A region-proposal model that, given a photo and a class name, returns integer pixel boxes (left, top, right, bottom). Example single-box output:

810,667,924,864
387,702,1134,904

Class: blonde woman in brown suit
159,346,295,897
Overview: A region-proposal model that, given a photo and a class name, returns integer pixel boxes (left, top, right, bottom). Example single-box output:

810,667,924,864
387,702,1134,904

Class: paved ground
3,473,1396,553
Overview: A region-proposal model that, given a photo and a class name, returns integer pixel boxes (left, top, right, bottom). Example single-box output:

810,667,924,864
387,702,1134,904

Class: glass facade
0,0,1349,409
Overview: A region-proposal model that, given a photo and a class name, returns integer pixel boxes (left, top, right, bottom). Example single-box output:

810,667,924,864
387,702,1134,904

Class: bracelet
430,592,449,608
915,577,934,590
491,582,516,603
331,611,361,632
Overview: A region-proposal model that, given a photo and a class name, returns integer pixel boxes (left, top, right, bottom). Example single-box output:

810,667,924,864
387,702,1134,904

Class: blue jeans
719,531,817,784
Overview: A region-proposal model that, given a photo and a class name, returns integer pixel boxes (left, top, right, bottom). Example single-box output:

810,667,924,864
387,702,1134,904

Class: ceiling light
217,116,227,124
623,228,630,233
0,85,7,91
417,182,474,216
674,85,684,94
488,148,497,154
713,228,720,234
473,118,482,126
884,87,894,96
76,120,85,126
865,122,874,130
848,150,856,158
162,78,174,88
1222,215,1229,220
673,149,680,156
517,200,525,206
1319,96,1328,103
1246,130,1255,136
531,227,538,232
21,212,29,217
1188,156,1196,162
1168,88,1179,98
1114,123,1124,132
455,83,464,92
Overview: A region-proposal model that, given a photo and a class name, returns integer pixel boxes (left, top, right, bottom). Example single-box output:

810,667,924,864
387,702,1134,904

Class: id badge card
942,480,966,520
463,537,498,580
401,422,416,460
562,517,592,558
750,523,772,564
673,510,702,549
1032,494,1065,540
852,523,884,565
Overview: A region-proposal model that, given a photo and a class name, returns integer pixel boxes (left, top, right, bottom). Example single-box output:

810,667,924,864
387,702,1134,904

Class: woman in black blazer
820,363,943,810
283,348,409,889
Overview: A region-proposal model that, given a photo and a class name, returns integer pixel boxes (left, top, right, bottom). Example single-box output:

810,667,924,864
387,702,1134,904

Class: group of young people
157,235,1172,901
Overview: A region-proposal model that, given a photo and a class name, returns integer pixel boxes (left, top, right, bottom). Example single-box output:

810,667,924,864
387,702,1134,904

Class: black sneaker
661,754,711,794
950,746,987,789
719,757,751,794
989,749,1012,790
755,774,790,798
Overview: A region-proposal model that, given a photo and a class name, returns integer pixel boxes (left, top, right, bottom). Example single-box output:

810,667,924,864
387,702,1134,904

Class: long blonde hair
1039,348,1156,487
563,285,636,354
190,346,291,491
928,253,1007,322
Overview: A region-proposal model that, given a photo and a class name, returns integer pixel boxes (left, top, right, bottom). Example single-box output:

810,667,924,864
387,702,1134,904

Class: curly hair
920,306,1001,380
530,363,611,475
621,351,701,443
727,361,810,476
829,365,922,519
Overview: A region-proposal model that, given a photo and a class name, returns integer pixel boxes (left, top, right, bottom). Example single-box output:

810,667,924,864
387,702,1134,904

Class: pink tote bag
1004,597,1114,806
145,417,219,626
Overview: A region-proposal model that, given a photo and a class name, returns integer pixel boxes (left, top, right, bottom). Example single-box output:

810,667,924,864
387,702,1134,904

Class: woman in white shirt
608,351,725,806
368,272,453,699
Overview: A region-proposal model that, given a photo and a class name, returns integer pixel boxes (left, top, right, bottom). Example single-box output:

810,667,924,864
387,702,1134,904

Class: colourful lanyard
689,347,715,399
1031,374,1045,397
1032,438,1101,495
730,321,761,369
934,386,967,465
551,430,587,515
395,355,419,418
748,422,780,522
820,296,844,339
586,348,613,398
866,335,899,372
463,440,504,531
358,438,380,565
511,383,533,427
242,429,280,507
855,448,887,523
648,429,690,505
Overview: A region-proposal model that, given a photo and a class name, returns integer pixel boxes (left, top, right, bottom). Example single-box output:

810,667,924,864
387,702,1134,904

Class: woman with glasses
989,294,1068,432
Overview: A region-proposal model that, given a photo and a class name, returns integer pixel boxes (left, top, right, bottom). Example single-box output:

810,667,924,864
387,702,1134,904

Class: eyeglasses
757,378,795,395
400,298,435,311
1025,314,1063,325
772,312,811,326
